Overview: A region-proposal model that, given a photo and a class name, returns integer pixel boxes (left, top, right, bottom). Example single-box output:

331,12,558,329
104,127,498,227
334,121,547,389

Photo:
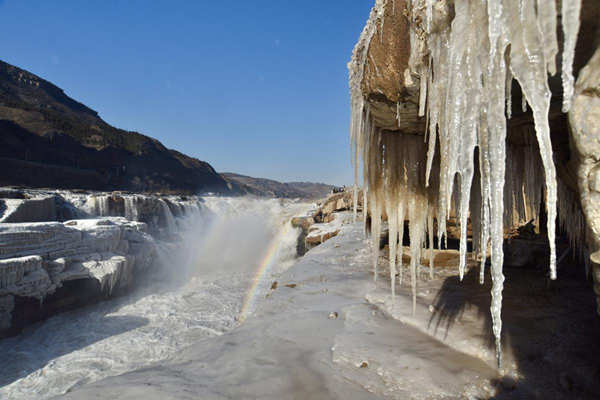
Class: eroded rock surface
0,188,209,337
569,46,600,312
0,218,156,337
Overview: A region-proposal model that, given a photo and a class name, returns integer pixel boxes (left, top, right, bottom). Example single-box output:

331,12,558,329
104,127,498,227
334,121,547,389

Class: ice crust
349,0,584,366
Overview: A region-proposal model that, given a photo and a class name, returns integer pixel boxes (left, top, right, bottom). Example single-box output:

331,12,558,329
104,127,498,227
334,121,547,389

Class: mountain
0,60,236,195
286,182,342,199
221,173,307,198
0,60,339,198
221,173,340,199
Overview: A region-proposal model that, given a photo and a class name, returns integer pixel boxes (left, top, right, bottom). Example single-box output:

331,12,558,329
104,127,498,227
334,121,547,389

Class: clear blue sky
0,0,374,185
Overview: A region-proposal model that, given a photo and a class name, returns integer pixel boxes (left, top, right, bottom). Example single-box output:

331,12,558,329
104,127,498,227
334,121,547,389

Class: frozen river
0,197,310,400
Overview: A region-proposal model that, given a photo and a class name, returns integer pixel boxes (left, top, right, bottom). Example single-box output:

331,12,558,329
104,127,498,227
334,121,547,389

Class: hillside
221,173,307,198
0,60,236,195
286,182,341,199
221,173,340,199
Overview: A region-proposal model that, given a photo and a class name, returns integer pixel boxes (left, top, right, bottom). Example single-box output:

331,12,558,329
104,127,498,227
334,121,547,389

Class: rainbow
238,222,294,322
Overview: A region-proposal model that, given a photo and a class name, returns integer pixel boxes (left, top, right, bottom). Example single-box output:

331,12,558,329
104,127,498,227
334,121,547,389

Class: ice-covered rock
0,188,207,234
0,222,82,260
290,215,315,231
0,188,211,337
0,256,50,298
305,215,344,250
0,195,56,223
569,46,600,313
320,191,352,217
0,217,157,336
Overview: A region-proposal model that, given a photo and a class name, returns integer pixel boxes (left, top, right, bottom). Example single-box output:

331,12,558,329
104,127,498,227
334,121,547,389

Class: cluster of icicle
349,0,583,367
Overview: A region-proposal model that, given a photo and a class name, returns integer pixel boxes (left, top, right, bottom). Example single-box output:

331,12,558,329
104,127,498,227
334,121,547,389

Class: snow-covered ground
3,210,599,399
49,213,515,399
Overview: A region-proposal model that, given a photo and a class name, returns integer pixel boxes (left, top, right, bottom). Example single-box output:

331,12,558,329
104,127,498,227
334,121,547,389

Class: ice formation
0,190,218,332
349,0,584,366
0,196,310,400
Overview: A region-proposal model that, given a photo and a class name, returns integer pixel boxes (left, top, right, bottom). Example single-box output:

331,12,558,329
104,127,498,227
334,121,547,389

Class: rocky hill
222,173,340,199
0,60,238,195
221,173,306,198
286,182,341,199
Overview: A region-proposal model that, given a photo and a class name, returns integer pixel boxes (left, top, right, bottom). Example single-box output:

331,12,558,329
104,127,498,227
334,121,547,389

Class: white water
0,197,309,400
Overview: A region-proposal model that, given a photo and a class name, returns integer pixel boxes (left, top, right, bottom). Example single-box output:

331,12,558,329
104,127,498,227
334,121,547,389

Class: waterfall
158,199,176,233
124,196,140,221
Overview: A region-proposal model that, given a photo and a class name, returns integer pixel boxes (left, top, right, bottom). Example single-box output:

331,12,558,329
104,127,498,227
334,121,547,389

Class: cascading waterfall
124,196,140,221
158,199,176,233
88,195,111,217
349,0,584,366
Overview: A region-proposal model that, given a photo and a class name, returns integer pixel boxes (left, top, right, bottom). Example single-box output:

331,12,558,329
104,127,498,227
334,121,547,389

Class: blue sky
0,1,374,185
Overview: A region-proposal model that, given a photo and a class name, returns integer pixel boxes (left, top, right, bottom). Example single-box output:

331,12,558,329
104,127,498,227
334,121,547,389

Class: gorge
0,0,599,399
0,190,311,399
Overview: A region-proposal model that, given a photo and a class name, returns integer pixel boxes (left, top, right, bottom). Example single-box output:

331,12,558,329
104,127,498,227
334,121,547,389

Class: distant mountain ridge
287,181,342,199
0,60,336,198
222,173,340,199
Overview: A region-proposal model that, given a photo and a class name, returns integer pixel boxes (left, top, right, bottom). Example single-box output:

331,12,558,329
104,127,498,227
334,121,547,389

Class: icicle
426,0,433,33
424,22,451,188
388,204,398,300
349,1,384,225
351,100,365,223
397,200,406,285
535,0,558,76
508,0,558,280
380,4,386,43
396,101,402,128
479,138,491,285
505,66,513,119
428,203,434,278
418,64,428,117
470,153,483,263
487,0,503,60
368,128,384,284
384,133,400,300
362,112,373,231
560,0,583,112
349,0,585,369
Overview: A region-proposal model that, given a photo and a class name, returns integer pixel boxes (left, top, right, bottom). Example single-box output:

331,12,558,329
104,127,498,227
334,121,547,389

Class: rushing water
0,197,310,400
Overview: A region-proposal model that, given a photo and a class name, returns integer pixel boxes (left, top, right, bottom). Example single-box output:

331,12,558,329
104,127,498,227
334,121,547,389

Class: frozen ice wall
349,0,585,366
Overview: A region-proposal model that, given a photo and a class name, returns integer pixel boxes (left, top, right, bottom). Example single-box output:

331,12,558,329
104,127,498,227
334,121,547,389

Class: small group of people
330,186,346,194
